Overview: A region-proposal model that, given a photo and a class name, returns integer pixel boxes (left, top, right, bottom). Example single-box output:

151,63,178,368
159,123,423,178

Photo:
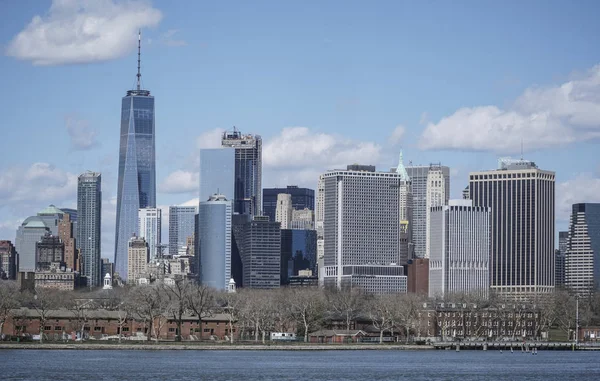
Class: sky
1,0,600,260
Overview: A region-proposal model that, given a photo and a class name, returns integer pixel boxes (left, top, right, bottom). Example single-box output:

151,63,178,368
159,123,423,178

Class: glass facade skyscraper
263,186,315,223
565,203,600,294
199,194,232,290
199,148,235,203
168,206,197,257
114,38,156,280
78,171,102,287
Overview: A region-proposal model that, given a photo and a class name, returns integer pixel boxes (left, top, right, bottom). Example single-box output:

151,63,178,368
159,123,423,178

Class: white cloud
420,64,600,153
556,174,600,222
6,0,162,65
263,127,382,170
0,163,77,206
158,170,198,194
389,125,406,146
66,115,98,150
160,29,187,47
196,128,224,149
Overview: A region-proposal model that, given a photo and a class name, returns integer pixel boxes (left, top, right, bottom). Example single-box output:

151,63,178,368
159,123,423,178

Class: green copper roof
37,204,64,216
22,216,48,229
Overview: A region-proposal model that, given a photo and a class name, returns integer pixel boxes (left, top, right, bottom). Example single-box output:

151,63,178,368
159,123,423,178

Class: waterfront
0,350,598,380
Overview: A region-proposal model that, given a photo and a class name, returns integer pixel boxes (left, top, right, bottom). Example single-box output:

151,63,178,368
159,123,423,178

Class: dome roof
104,273,112,279
38,205,64,216
21,216,48,229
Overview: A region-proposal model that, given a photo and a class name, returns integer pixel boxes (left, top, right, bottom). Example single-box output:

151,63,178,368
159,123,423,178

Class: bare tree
186,283,214,340
27,288,65,343
66,293,97,341
129,284,167,342
221,291,244,344
369,295,396,344
391,293,424,344
0,281,21,337
288,288,325,342
326,288,366,331
163,278,192,341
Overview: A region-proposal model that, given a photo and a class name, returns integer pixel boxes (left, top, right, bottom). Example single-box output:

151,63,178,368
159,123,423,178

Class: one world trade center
114,32,156,280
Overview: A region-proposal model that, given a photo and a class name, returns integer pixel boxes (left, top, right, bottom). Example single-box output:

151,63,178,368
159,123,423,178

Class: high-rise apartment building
237,216,281,289
115,33,156,280
168,206,197,256
221,128,262,216
127,235,148,285
275,193,293,229
565,203,600,294
263,186,315,222
138,208,161,261
16,217,50,272
556,231,568,288
321,164,407,294
78,171,102,287
199,194,232,290
58,213,78,271
405,164,450,259
199,148,235,203
469,158,555,297
429,200,491,299
0,240,17,280
35,234,64,271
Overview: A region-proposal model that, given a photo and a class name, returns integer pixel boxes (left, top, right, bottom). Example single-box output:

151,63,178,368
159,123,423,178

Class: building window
203,328,210,333
44,326,52,331
168,328,176,332
54,326,62,331
94,327,102,332
122,327,129,332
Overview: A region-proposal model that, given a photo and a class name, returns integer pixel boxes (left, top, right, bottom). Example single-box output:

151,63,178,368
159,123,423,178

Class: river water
0,349,598,380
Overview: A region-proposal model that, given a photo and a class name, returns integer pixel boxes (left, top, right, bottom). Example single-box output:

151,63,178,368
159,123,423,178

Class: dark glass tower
263,186,315,223
114,33,156,281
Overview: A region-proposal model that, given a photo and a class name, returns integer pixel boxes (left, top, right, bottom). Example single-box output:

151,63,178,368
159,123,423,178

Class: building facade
425,167,449,258
469,158,555,297
565,203,600,294
35,234,64,271
127,236,149,284
275,193,293,229
280,229,317,285
238,216,281,289
291,208,315,230
199,194,232,290
138,208,161,261
221,128,262,217
15,217,50,273
429,200,491,299
405,164,450,259
77,171,102,287
199,148,235,203
168,206,197,257
58,213,78,271
114,35,156,280
263,186,315,222
321,164,408,294
0,240,17,280
395,152,413,265
556,231,568,288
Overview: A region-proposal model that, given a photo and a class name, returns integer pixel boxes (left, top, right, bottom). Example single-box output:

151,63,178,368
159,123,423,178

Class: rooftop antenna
136,30,142,90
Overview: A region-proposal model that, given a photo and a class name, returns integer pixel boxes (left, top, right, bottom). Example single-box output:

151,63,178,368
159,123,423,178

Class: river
0,349,598,380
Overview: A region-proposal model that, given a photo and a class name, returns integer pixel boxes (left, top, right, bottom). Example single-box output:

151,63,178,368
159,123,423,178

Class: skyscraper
275,193,293,229
429,200,491,299
199,194,232,290
565,203,600,294
221,128,262,216
138,208,161,261
395,152,413,265
58,213,78,271
127,235,148,285
15,217,50,273
114,33,156,280
263,186,315,222
0,241,17,280
469,158,555,297
405,164,450,259
238,216,281,289
556,231,568,288
168,206,197,256
280,229,317,285
35,234,64,271
425,167,448,258
321,164,407,294
78,171,102,287
199,148,235,203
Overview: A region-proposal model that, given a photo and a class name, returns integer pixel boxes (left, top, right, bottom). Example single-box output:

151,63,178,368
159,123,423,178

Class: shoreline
0,343,434,351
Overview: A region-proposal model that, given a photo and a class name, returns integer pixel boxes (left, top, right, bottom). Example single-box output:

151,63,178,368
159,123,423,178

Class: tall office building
556,231,568,288
237,216,281,289
138,208,161,261
280,229,317,285
395,152,413,265
263,186,315,222
425,167,448,258
0,240,17,280
58,213,78,271
127,235,148,285
405,164,450,258
78,171,102,287
469,158,555,297
565,203,600,294
35,234,64,271
37,205,64,236
291,208,315,230
168,206,197,256
275,193,293,229
199,194,232,290
316,176,325,284
15,217,50,272
221,128,262,216
199,148,235,203
321,164,407,294
114,33,156,280
429,200,491,299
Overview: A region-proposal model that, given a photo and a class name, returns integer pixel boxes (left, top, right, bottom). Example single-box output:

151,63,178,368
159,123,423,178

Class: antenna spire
137,30,141,90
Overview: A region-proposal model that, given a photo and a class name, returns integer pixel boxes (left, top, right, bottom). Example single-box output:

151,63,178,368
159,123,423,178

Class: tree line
1,280,599,344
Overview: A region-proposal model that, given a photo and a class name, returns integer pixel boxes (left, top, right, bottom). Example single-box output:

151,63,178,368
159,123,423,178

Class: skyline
1,0,600,260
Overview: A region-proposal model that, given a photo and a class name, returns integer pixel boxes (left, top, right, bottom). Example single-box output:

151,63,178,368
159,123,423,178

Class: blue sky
1,0,600,259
